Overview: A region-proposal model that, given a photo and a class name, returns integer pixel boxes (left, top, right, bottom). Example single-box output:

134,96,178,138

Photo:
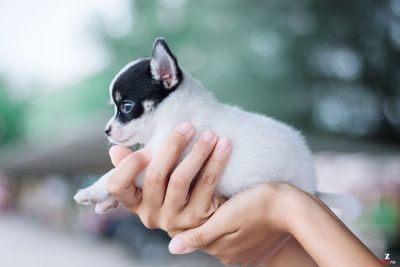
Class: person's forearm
288,192,381,267
265,237,317,267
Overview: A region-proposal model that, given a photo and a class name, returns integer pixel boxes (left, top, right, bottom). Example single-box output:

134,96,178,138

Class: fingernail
169,237,196,255
176,122,193,136
200,131,216,144
216,137,231,152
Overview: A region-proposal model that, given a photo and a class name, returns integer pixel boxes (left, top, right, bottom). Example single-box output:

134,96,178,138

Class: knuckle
143,220,156,229
188,232,207,248
199,172,218,186
177,212,195,228
186,207,211,221
206,159,224,173
107,178,123,196
204,158,225,177
146,166,163,185
185,212,207,228
204,205,217,218
210,195,224,212
170,173,189,190
161,218,177,232
140,212,158,229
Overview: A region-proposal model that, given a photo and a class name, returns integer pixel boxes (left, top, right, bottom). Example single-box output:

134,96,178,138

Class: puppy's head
105,38,182,146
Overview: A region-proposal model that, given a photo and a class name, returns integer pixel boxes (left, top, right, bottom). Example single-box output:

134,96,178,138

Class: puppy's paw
73,189,94,205
95,197,119,214
73,186,109,206
74,169,115,207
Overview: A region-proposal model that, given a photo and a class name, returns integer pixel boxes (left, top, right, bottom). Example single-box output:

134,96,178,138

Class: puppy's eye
120,100,134,114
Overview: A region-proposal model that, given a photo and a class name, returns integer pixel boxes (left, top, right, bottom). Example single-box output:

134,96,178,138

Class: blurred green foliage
1,0,399,147
0,81,26,145
24,72,113,139
369,200,399,242
98,0,400,144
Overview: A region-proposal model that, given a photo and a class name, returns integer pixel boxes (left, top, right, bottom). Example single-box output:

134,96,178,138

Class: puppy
74,38,359,221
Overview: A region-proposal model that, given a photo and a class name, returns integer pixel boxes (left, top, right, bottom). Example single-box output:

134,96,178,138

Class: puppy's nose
105,126,112,136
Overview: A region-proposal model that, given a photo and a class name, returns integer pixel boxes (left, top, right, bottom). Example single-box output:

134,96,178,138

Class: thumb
168,213,232,254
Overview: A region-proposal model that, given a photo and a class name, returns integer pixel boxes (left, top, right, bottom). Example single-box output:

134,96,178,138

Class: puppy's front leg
73,169,118,214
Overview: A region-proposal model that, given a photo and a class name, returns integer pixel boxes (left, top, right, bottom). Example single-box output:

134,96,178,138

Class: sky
0,0,132,91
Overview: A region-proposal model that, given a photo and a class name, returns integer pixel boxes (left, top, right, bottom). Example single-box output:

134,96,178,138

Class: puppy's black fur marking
112,39,182,124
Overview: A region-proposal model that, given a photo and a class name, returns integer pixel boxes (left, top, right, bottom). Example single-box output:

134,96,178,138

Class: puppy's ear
150,38,181,89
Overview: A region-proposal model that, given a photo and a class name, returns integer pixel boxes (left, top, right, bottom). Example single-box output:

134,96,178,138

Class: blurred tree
302,0,400,143
0,80,26,146
95,0,399,146
14,0,400,148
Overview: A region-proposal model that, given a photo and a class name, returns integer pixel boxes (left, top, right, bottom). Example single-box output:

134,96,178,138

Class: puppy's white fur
74,70,315,210
140,72,316,195
74,44,359,222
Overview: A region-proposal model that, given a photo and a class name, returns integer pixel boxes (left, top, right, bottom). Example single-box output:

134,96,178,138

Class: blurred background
0,0,399,266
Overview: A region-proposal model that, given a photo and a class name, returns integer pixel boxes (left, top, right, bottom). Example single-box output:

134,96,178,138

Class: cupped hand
106,122,232,236
107,123,380,267
168,183,313,266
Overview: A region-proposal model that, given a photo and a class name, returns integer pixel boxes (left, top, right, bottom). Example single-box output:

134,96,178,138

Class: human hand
106,122,232,235
167,183,299,266
169,182,381,267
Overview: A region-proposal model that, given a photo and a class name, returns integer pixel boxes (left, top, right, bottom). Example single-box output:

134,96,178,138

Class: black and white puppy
74,38,359,221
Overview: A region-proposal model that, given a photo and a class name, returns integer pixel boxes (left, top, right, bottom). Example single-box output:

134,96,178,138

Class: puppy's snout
105,125,112,136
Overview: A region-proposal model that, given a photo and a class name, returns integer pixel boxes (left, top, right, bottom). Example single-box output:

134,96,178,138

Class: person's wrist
281,185,319,237
261,183,314,235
